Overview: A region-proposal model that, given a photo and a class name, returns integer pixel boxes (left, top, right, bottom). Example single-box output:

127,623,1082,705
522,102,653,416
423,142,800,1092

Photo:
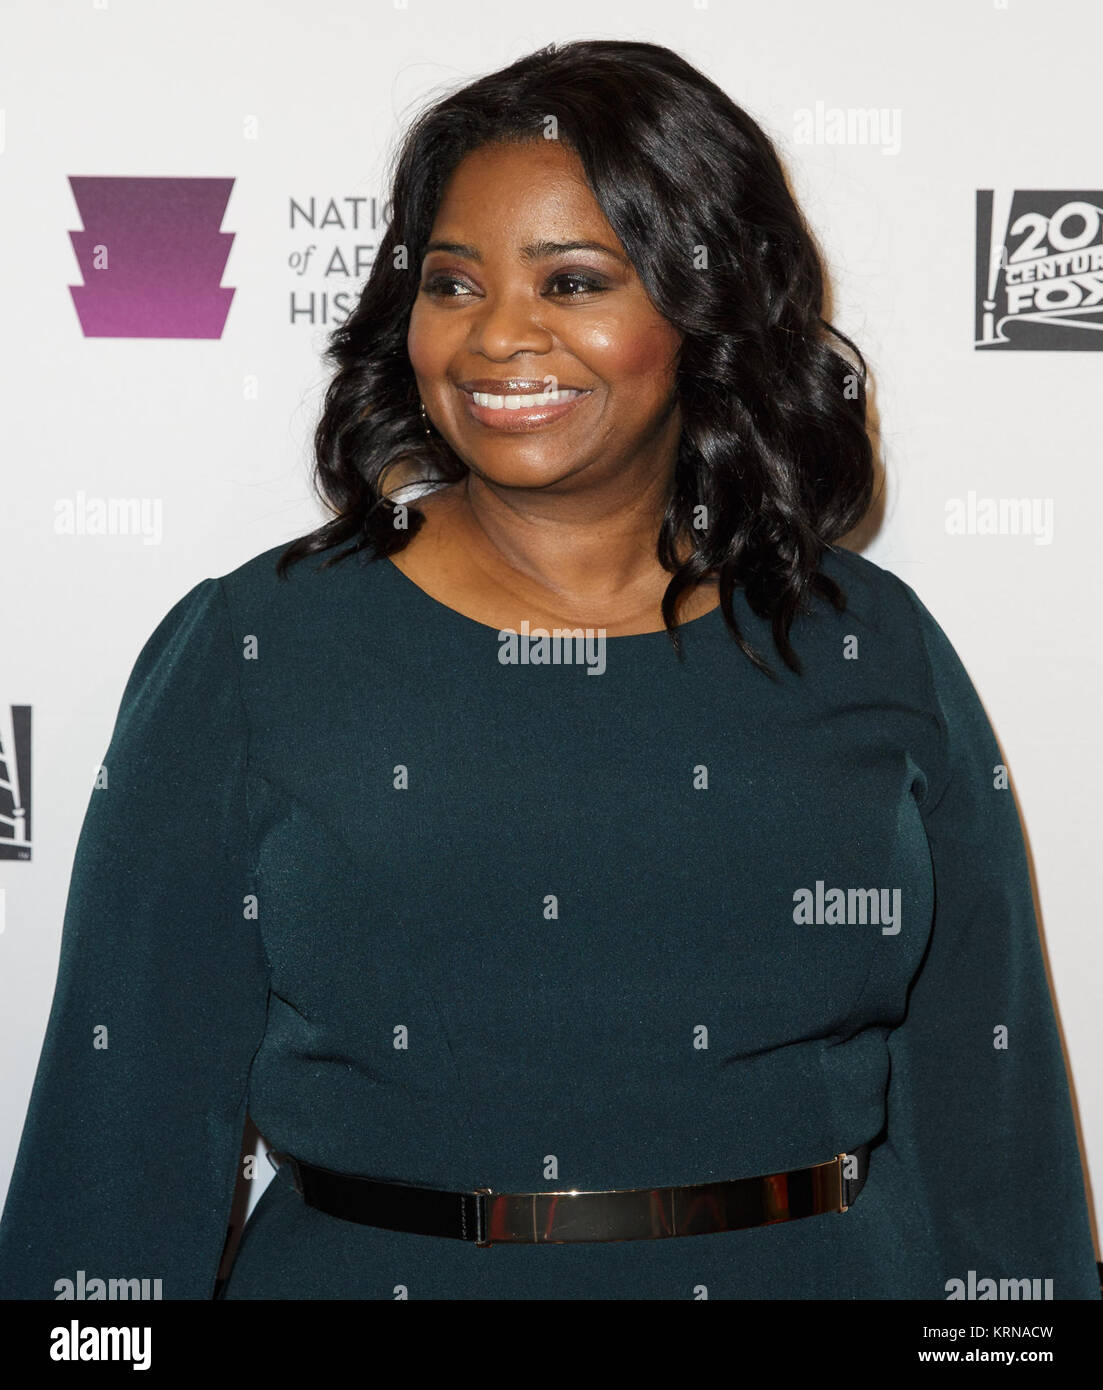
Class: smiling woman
0,39,1096,1305
410,144,681,464
393,136,701,634
281,38,878,653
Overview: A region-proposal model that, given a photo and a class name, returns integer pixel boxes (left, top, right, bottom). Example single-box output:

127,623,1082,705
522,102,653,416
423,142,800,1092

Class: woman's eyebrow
423,238,628,265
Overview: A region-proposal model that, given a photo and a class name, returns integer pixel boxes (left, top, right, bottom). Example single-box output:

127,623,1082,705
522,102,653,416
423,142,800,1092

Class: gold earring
419,401,433,438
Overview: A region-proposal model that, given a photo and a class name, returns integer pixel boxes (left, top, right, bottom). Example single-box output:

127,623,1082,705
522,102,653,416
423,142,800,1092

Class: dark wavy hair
277,38,875,676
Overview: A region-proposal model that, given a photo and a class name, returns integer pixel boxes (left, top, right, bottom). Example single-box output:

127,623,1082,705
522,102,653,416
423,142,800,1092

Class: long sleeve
886,576,1098,1298
0,577,271,1300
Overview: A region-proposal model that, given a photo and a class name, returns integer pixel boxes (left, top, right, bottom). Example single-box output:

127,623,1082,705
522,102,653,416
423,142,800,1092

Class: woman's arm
0,577,271,1300
886,576,1097,1299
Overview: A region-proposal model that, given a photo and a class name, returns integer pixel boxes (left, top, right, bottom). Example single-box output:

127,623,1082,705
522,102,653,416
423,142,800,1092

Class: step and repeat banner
1,0,1100,1262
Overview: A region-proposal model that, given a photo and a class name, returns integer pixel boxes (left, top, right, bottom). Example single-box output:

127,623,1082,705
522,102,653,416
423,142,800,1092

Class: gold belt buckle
471,1152,854,1247
473,1187,493,1247
835,1152,850,1213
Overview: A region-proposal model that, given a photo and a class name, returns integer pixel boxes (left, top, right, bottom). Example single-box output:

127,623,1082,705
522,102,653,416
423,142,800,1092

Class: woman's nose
466,286,555,358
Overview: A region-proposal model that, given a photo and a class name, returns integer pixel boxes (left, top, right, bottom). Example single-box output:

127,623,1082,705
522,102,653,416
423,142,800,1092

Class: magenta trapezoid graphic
68,176,236,339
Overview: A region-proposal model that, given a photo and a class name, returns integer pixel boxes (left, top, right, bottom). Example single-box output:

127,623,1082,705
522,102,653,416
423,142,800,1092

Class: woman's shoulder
815,546,992,768
809,545,972,716
214,535,394,625
813,543,931,639
108,538,407,678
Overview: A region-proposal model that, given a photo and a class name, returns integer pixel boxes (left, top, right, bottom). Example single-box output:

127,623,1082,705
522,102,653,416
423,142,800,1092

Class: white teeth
470,388,583,409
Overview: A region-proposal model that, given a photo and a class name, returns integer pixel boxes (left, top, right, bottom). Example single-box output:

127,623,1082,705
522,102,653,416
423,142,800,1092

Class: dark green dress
0,541,1096,1299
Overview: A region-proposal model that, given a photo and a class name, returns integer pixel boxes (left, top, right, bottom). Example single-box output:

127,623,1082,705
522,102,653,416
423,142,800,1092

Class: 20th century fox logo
975,190,1103,349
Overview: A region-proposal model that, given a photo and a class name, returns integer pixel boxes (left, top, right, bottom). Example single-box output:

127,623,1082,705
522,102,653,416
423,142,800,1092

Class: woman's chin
457,455,587,493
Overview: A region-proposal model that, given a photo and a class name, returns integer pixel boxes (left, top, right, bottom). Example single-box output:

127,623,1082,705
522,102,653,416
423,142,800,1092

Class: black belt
268,1144,871,1247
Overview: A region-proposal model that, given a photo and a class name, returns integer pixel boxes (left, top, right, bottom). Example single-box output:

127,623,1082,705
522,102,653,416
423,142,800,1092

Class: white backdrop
1,0,1099,1257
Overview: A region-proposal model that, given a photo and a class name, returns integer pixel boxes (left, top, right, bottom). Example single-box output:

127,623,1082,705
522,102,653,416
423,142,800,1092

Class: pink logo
69,176,235,338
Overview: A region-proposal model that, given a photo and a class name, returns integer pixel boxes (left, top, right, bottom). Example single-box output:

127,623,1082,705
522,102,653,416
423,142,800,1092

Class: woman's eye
419,272,608,299
420,275,474,297
546,272,607,297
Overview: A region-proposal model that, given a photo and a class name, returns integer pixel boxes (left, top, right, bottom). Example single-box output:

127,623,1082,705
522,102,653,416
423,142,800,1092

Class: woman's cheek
579,315,681,384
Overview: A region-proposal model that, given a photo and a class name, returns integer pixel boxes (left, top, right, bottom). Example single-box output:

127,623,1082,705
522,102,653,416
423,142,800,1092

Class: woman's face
406,139,684,493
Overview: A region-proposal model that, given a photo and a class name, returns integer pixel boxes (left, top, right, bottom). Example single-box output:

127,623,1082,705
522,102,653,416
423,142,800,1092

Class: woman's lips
458,385,593,432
